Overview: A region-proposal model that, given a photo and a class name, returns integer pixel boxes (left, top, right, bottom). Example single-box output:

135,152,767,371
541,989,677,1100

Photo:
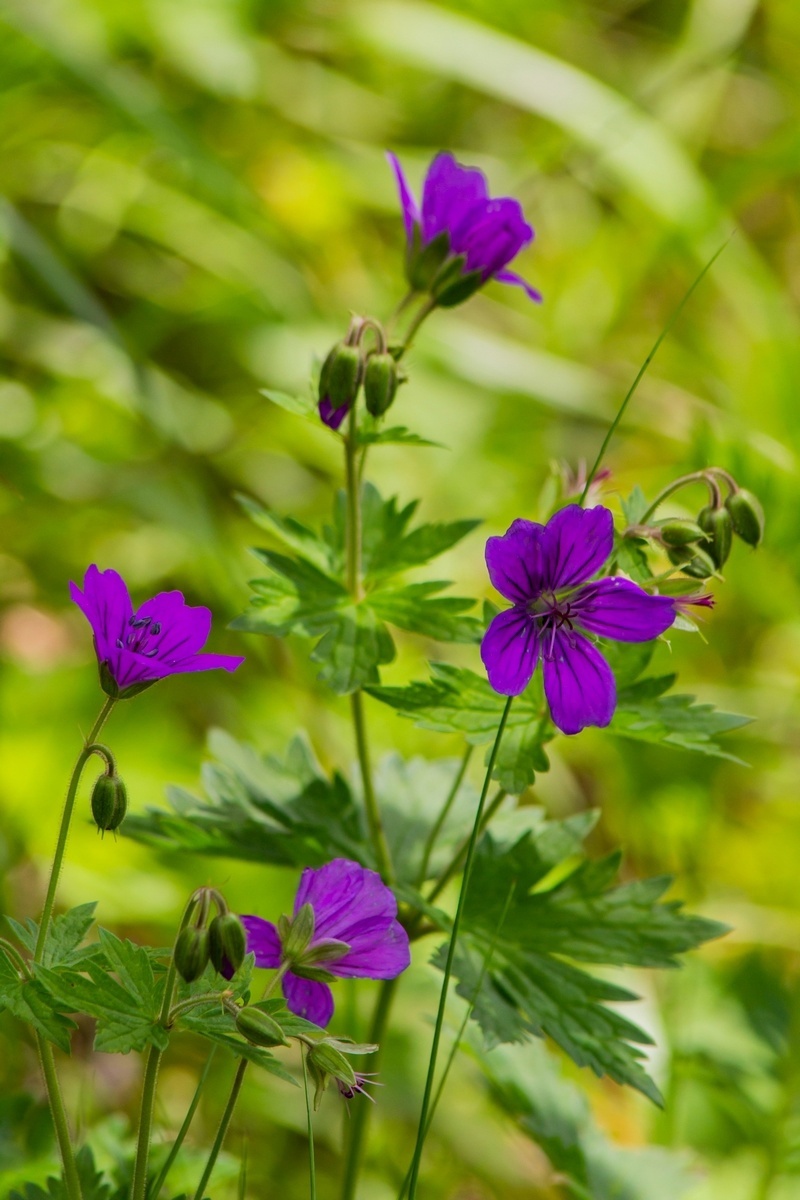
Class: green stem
386,290,418,337
148,1047,217,1200
351,692,394,883
426,789,507,906
37,1033,83,1200
636,470,718,527
131,896,200,1200
399,297,436,353
339,978,397,1200
302,1048,317,1200
579,238,730,506
35,697,116,961
416,746,474,888
406,698,513,1200
191,1058,248,1200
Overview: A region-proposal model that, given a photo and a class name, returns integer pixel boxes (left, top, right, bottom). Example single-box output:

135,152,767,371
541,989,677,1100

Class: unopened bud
174,926,210,984
364,352,398,417
726,488,764,547
318,343,362,410
668,544,716,579
208,913,247,981
235,1005,289,1048
659,519,705,548
91,773,127,835
698,505,733,568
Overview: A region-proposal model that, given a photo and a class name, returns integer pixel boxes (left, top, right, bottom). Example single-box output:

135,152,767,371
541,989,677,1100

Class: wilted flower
337,1071,380,1104
387,151,541,306
71,565,244,698
242,859,410,1028
480,505,676,735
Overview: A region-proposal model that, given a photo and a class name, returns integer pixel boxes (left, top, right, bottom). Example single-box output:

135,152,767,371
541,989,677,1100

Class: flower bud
667,544,715,579
279,903,315,962
174,926,210,984
235,1005,289,1048
698,505,733,568
726,488,764,547
363,352,399,417
208,913,247,981
318,343,362,410
659,519,706,548
91,772,127,835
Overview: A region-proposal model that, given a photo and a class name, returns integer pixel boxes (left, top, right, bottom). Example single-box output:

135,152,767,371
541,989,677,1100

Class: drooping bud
698,505,733,568
174,926,210,984
363,352,399,417
659,519,706,548
91,772,127,835
667,544,716,579
726,488,764,547
208,913,247,981
318,343,362,410
235,1005,289,1048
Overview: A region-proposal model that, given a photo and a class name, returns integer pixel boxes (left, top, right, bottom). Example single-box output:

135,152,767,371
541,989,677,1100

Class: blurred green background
0,0,799,1195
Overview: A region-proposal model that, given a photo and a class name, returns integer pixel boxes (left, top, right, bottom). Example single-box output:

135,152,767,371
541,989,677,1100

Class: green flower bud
318,343,362,409
235,1005,289,1048
363,352,399,417
659,519,705,548
91,772,127,835
208,913,247,981
726,488,764,547
698,505,733,568
174,926,210,984
279,903,315,962
668,544,715,579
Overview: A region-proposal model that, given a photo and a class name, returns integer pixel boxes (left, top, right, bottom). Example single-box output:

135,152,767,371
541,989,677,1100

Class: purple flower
242,859,410,1028
318,396,349,431
70,565,245,698
480,505,676,736
387,151,541,304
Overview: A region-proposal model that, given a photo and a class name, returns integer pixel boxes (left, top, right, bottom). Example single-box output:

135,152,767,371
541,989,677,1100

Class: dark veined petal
494,269,543,303
240,916,282,969
542,630,616,735
283,971,334,1027
571,578,676,642
485,518,547,603
481,608,540,696
421,152,488,245
69,565,133,663
295,860,395,942
386,151,420,243
539,504,614,590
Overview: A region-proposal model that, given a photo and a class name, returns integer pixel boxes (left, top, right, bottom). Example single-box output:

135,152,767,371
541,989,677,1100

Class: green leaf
441,821,726,1102
621,485,649,526
0,950,77,1053
359,488,479,580
613,674,752,761
9,1146,112,1200
354,423,442,448
369,583,482,643
259,387,316,417
7,903,99,969
234,494,338,575
124,730,368,868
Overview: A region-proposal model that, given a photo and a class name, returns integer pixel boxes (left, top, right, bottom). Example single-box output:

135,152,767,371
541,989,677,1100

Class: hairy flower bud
318,343,362,410
363,352,399,417
659,519,706,548
698,505,733,568
726,488,764,547
208,913,247,981
91,772,127,835
174,926,210,984
667,543,716,579
235,1005,289,1048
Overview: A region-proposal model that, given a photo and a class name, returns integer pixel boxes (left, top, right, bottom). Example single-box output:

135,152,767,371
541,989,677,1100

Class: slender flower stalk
406,697,514,1200
416,745,474,888
426,788,507,906
37,1034,83,1200
302,1048,318,1200
148,1047,217,1200
340,978,398,1200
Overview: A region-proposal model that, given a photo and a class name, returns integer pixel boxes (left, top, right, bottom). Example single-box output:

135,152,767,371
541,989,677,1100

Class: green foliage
442,818,726,1103
612,674,751,761
232,486,481,693
9,1147,112,1200
7,904,100,970
0,952,76,1054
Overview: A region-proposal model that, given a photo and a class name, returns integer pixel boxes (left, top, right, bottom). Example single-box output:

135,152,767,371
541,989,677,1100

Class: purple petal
542,630,615,735
481,608,540,696
495,269,543,303
135,591,212,658
69,565,133,663
421,152,488,245
571,578,676,642
485,518,547,604
241,916,282,968
296,860,394,941
386,151,420,243
167,651,245,674
318,397,349,431
539,505,613,590
455,198,533,277
334,920,410,979
283,971,334,1027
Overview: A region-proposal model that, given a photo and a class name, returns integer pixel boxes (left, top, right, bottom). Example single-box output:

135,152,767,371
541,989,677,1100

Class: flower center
528,592,578,660
116,615,163,658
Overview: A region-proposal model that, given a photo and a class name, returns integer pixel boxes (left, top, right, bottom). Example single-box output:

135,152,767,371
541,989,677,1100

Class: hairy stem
406,697,513,1199
340,978,398,1200
37,1033,83,1200
579,238,730,506
636,470,720,527
416,746,474,888
148,1047,217,1200
302,1048,317,1200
